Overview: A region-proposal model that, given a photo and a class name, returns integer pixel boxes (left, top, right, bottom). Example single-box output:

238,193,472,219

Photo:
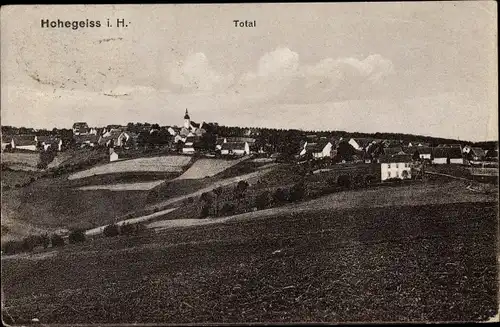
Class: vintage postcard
1,2,498,325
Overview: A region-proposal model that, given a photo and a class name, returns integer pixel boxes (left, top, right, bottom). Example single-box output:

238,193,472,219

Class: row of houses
1,135,63,152
298,136,497,165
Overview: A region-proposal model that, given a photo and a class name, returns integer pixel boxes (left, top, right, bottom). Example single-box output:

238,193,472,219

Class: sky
0,3,497,141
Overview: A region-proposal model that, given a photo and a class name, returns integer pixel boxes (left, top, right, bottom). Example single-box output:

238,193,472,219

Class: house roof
437,144,462,149
379,154,412,163
36,135,60,143
485,149,499,158
383,146,405,156
221,142,247,150
470,147,486,157
185,136,196,143
351,138,374,148
433,147,463,159
225,137,256,143
11,135,37,146
72,122,88,128
74,134,99,143
1,135,13,143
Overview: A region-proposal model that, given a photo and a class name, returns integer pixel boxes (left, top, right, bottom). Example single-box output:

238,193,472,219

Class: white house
463,146,486,161
174,134,186,144
1,136,11,150
299,141,333,158
35,136,63,152
221,142,250,156
75,134,99,148
72,122,89,135
348,138,375,151
167,127,177,136
109,148,119,162
216,137,226,150
432,147,464,165
379,155,412,181
182,136,196,154
406,146,432,160
116,131,137,148
10,135,38,151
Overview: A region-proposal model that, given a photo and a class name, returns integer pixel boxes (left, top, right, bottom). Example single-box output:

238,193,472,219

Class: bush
220,203,235,216
273,188,287,204
2,240,24,255
200,205,211,218
68,229,86,244
255,191,271,210
51,234,65,247
21,235,39,252
40,234,50,249
103,224,120,237
289,182,306,202
337,175,351,188
326,177,337,186
120,223,145,236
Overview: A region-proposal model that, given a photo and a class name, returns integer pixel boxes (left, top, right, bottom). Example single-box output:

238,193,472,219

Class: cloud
170,52,234,92
256,47,299,78
228,48,395,104
288,54,395,103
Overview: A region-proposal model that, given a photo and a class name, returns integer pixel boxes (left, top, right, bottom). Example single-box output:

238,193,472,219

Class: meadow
2,201,497,324
67,155,192,180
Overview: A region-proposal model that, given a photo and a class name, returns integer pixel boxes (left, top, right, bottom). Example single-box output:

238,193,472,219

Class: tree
289,181,306,202
234,180,249,211
21,236,38,252
412,150,420,161
103,224,120,237
200,205,211,218
255,191,271,210
273,188,287,204
68,229,86,244
40,233,50,249
213,187,223,216
220,203,235,216
200,192,213,217
337,175,351,188
51,234,65,247
402,170,409,179
121,223,144,236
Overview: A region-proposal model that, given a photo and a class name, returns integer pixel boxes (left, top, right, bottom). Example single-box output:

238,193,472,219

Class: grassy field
0,170,43,189
1,185,150,231
2,201,497,324
176,157,248,180
147,160,275,205
67,155,192,180
1,152,39,167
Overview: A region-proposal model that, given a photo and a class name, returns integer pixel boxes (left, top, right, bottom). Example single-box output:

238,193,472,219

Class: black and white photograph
1,2,498,325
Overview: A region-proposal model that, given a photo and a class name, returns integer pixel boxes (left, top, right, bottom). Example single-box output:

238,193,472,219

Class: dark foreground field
2,202,498,324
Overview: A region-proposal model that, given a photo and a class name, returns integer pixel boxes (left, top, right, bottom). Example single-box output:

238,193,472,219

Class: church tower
183,108,191,129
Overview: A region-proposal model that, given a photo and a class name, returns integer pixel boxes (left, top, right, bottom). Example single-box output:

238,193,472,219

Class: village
2,108,498,184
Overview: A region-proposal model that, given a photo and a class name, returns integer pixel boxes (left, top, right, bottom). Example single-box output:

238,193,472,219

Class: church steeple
184,108,191,129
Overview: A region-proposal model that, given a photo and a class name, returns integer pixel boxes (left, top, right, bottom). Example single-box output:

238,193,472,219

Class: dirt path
85,207,178,236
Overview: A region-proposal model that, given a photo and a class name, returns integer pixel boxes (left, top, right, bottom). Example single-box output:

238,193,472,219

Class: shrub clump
51,234,65,247
103,223,120,237
68,229,86,244
120,222,145,236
